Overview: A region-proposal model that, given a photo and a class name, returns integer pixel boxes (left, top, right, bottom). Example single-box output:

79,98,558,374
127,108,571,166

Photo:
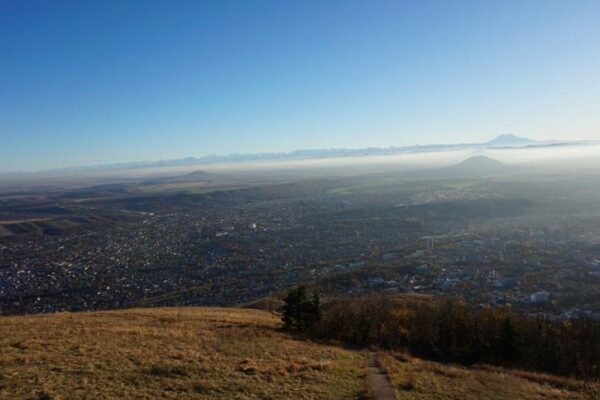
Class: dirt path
367,351,397,400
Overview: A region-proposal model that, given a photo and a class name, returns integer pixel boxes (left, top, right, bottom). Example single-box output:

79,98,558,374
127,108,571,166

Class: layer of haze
1,0,600,172
2,145,599,188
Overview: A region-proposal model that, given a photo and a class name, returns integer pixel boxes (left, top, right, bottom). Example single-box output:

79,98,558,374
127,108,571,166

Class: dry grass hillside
0,307,598,400
0,308,365,399
378,352,599,400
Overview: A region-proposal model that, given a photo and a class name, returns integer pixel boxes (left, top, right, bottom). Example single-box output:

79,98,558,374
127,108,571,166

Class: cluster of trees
282,286,322,331
282,291,600,379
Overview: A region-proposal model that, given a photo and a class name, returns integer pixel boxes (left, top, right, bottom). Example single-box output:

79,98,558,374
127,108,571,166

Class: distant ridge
410,155,514,179
185,170,210,178
447,156,508,175
485,134,536,147
140,169,213,186
450,156,508,172
1,135,585,176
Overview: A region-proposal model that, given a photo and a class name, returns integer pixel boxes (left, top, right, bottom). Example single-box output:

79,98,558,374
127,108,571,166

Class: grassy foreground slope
0,308,364,399
0,307,598,400
378,352,599,400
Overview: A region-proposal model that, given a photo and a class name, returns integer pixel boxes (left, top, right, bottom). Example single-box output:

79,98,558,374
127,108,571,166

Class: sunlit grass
0,307,365,399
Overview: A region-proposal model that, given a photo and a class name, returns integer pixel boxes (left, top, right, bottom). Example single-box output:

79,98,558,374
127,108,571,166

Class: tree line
282,288,600,379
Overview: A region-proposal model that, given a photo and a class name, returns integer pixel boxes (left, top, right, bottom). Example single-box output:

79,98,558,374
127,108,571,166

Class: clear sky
1,0,599,171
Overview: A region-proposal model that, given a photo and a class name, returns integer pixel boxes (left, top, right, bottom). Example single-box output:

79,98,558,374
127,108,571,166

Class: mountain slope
379,352,595,400
0,308,364,399
0,307,595,399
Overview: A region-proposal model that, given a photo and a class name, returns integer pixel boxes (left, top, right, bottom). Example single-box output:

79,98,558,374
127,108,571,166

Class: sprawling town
1,175,599,320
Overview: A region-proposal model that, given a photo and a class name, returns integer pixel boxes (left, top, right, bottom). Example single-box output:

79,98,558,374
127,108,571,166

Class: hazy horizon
2,1,600,172
0,134,598,175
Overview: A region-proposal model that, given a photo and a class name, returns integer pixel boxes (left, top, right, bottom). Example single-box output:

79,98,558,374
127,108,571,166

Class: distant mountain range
484,134,536,147
0,135,588,177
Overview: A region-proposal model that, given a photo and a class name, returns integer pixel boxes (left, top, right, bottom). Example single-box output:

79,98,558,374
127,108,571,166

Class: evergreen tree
282,286,322,331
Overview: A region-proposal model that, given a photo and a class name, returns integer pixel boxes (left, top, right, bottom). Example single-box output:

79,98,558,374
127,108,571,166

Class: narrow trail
367,351,397,400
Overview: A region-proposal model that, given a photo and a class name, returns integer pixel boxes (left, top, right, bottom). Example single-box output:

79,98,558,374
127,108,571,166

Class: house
530,291,550,303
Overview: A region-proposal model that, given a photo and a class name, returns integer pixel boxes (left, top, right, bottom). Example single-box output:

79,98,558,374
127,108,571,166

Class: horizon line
1,134,594,175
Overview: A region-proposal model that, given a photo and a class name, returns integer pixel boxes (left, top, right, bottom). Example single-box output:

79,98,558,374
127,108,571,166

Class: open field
378,351,599,400
0,307,365,400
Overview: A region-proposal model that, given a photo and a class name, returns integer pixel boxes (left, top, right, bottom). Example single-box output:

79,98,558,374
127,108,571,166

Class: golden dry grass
3,306,597,400
0,307,365,399
378,351,600,400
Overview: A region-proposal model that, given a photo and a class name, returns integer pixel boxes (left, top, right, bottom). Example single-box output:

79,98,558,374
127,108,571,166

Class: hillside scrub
304,295,600,379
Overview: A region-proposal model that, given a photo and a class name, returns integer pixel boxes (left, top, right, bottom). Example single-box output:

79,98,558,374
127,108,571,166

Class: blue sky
1,0,599,171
